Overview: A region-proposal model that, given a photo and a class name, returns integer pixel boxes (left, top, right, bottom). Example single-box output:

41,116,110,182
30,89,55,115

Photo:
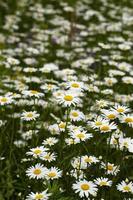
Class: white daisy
58,121,67,132
119,137,133,152
99,122,117,133
114,105,130,114
67,81,84,91
42,137,58,146
22,90,44,98
40,152,56,162
95,177,112,187
101,109,118,120
26,164,47,179
21,111,40,121
70,110,85,121
82,155,99,166
101,162,120,175
104,77,117,86
26,189,51,200
117,180,133,193
72,179,98,198
89,116,109,130
0,96,13,105
45,167,62,180
121,114,133,127
57,91,80,107
26,146,48,158
70,130,92,143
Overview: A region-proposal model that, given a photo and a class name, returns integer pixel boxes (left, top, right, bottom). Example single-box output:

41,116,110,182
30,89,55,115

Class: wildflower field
1,0,133,199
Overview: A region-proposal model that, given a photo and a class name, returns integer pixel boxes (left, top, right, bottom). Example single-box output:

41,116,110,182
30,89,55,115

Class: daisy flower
0,96,13,105
40,152,56,162
99,122,117,133
23,67,37,73
101,162,120,175
96,100,108,108
118,62,132,72
42,137,58,146
26,164,47,179
72,179,98,198
40,63,58,73
26,146,48,158
89,116,109,130
101,109,118,120
104,77,117,86
65,138,76,145
22,90,44,98
26,190,51,200
58,121,66,132
21,111,40,121
70,130,92,143
117,180,133,193
121,114,133,127
82,155,99,166
7,57,20,65
119,137,133,152
95,177,112,187
57,91,80,107
69,125,84,132
122,76,133,84
67,81,84,91
69,110,85,121
45,167,62,180
41,83,57,92
114,105,130,114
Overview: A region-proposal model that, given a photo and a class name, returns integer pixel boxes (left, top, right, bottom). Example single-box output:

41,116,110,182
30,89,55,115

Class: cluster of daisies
0,0,133,199
24,90,133,199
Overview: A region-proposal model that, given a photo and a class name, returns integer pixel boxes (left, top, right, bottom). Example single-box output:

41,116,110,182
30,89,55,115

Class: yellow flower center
1,97,8,103
95,121,102,126
71,83,80,88
77,133,85,139
100,125,110,131
33,149,42,155
59,123,66,129
48,172,56,178
123,142,128,148
33,169,41,175
27,113,33,118
100,181,107,186
107,114,116,119
29,69,34,72
72,112,79,117
84,157,92,163
125,117,133,123
117,108,124,113
35,193,44,199
64,95,73,101
107,165,113,171
113,139,118,145
107,80,113,85
31,90,38,95
47,84,53,89
56,92,61,96
81,183,90,191
123,185,131,192
44,154,51,160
